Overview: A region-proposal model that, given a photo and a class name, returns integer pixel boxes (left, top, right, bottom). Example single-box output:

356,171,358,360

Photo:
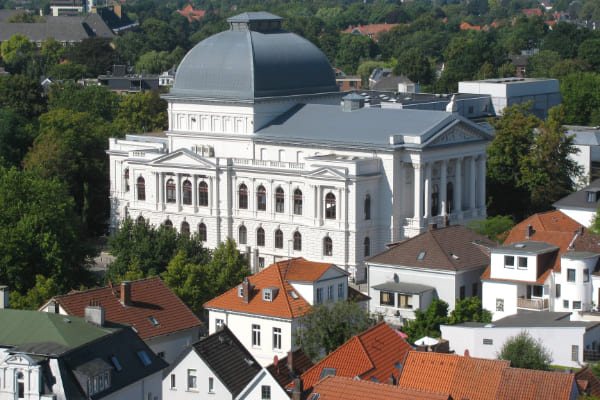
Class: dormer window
517,257,527,269
587,191,598,202
504,256,514,268
262,287,279,302
238,285,244,298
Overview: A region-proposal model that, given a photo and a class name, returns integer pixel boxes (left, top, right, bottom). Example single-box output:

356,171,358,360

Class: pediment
307,166,347,180
5,354,36,366
425,123,490,148
149,149,216,169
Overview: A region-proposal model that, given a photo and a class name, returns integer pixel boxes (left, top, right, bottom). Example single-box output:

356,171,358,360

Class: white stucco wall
145,327,202,363
236,369,288,400
482,280,518,321
103,370,163,400
557,207,596,228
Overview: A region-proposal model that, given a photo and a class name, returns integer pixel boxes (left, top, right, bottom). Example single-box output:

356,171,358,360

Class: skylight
310,394,320,400
137,350,152,367
111,356,122,372
319,368,337,380
288,290,299,299
148,316,160,327
417,251,426,260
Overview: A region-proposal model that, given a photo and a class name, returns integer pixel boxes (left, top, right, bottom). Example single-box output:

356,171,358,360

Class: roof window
310,394,320,400
417,251,426,260
111,356,122,372
319,368,337,380
137,350,152,367
289,290,299,299
148,316,160,326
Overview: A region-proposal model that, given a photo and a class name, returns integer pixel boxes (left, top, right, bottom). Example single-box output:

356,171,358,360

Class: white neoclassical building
107,12,491,277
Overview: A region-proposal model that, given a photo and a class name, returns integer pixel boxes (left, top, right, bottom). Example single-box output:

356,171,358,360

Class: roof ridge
278,261,295,318
430,229,459,270
355,334,376,378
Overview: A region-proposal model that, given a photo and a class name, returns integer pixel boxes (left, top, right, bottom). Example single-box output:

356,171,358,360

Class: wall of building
237,369,289,400
145,326,202,363
482,280,518,321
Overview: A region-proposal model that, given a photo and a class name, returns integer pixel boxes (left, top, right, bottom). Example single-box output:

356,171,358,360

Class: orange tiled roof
294,322,412,391
177,4,217,21
460,21,482,31
47,276,202,340
204,258,337,318
576,366,600,397
495,367,575,399
341,23,400,39
398,352,509,400
311,376,451,400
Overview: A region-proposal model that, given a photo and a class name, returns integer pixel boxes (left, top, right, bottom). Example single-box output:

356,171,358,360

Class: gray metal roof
491,311,599,329
496,241,559,255
562,251,600,260
554,178,600,211
171,12,338,100
372,281,434,294
0,14,114,42
565,125,600,146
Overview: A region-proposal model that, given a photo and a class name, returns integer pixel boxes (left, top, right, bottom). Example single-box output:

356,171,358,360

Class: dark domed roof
171,12,338,100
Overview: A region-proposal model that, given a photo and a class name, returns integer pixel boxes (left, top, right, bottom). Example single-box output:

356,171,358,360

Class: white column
176,173,182,210
424,163,431,218
337,187,343,221
159,172,165,209
478,154,486,211
192,175,198,212
413,164,422,219
440,160,447,216
470,157,476,210
455,158,462,213
129,168,135,203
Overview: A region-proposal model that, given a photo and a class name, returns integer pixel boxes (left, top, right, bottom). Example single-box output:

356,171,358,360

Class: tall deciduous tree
114,90,168,133
448,297,492,325
0,108,33,167
0,74,45,119
0,33,33,64
47,82,121,122
393,47,434,84
403,298,449,343
64,37,117,77
498,331,552,370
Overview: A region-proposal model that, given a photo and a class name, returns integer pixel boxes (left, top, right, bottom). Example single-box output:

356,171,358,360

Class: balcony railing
517,298,549,310
232,158,304,170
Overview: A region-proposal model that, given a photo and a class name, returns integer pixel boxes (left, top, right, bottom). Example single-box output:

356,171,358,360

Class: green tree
294,300,372,361
403,298,449,343
336,34,378,75
467,215,515,243
498,331,552,370
1,33,34,64
205,238,250,296
64,37,117,77
393,47,433,84
162,250,209,313
9,275,61,310
114,90,168,133
48,62,86,80
0,166,93,294
578,38,600,72
0,74,45,119
0,108,33,167
448,297,492,325
47,82,121,122
41,37,66,67
560,72,600,125
526,50,562,78
135,50,172,74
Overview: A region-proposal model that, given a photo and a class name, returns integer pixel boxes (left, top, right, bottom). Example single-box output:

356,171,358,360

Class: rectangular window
327,285,334,301
208,377,214,393
568,269,576,282
252,324,261,347
258,257,265,269
170,374,176,389
564,300,569,309
556,284,561,298
459,286,465,300
483,338,493,345
504,256,514,268
262,385,271,400
472,283,478,297
338,283,344,299
215,319,224,330
532,285,543,298
273,327,282,350
585,269,590,282
316,288,324,305
496,298,504,312
572,345,579,362
380,291,395,306
187,369,197,390
574,301,582,309
398,294,413,309
518,257,528,269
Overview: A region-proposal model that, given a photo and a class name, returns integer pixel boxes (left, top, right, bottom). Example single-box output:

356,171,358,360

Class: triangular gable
307,166,347,180
318,265,350,281
4,354,37,366
148,148,217,169
424,121,490,148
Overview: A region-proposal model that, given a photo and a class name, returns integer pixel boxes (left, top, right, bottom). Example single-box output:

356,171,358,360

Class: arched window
447,182,454,213
275,187,284,213
239,184,248,209
364,194,371,220
137,177,145,201
431,184,439,217
325,193,336,219
364,237,370,257
294,189,303,215
199,181,209,207
136,215,145,224
166,179,176,203
181,221,190,234
293,231,302,251
182,180,192,205
124,168,130,192
239,225,247,244
257,185,266,211
274,229,283,249
17,371,24,399
257,227,265,247
323,237,333,256
164,219,173,229
198,223,207,241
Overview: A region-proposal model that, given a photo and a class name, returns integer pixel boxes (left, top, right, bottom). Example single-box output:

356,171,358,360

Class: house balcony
516,297,549,311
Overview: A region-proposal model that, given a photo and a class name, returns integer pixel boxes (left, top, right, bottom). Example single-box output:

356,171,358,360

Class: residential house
291,322,412,395
575,366,600,397
481,210,600,320
366,225,494,326
372,75,419,93
562,126,600,185
162,325,288,400
203,258,365,366
398,351,581,400
333,68,361,91
341,23,400,40
441,310,600,367
39,276,203,363
98,65,159,94
555,179,600,226
508,54,529,78
0,308,167,400
266,349,314,389
107,12,491,280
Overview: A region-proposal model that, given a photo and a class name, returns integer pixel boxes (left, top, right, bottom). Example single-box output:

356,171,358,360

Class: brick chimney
120,281,132,306
241,279,254,304
287,350,295,374
526,224,533,239
388,374,396,385
292,378,303,400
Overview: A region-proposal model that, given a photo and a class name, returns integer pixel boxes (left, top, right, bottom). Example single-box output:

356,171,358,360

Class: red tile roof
177,4,218,21
311,376,451,400
576,366,600,397
495,367,576,400
294,322,412,391
204,258,341,319
460,21,482,31
341,23,400,39
46,276,202,340
266,349,314,388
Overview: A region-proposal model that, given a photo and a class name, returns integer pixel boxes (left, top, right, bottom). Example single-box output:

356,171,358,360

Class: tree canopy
497,331,553,370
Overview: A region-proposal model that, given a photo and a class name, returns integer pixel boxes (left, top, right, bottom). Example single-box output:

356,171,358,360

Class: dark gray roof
564,125,600,146
554,178,600,211
170,12,338,100
490,311,599,329
496,241,559,255
0,14,114,42
372,75,413,91
227,12,282,23
372,282,434,294
192,326,262,397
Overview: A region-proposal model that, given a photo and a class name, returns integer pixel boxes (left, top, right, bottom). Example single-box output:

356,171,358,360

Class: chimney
292,378,303,400
287,350,295,374
388,374,396,385
526,224,533,239
85,301,105,326
242,279,252,304
47,300,58,313
120,281,132,306
0,285,8,309
464,349,470,357
429,223,437,231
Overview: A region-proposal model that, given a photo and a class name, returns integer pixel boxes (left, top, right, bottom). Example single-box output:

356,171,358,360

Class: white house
441,311,600,368
0,308,166,400
366,224,494,326
163,326,288,400
203,257,366,367
554,179,600,227
106,11,491,279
